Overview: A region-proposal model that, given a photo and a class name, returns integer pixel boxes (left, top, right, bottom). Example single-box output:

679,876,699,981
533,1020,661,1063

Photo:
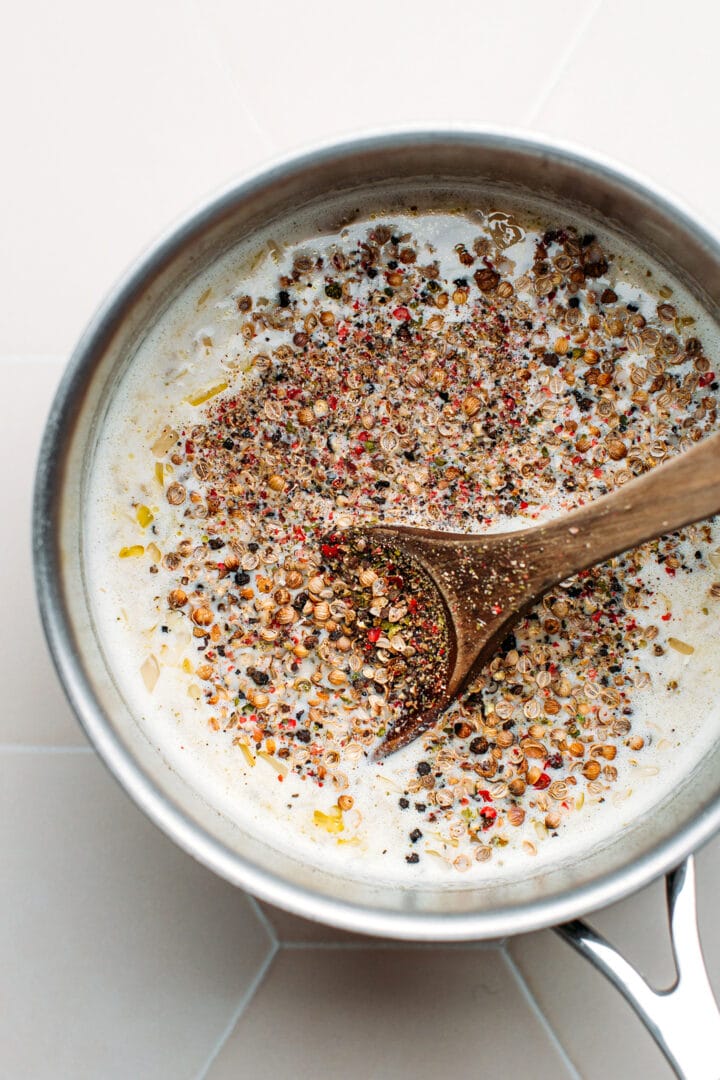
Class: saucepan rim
33,125,720,940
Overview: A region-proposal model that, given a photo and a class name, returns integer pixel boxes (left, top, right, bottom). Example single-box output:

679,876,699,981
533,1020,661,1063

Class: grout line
184,0,278,156
0,744,93,754
280,938,507,951
194,941,279,1080
504,947,583,1080
246,894,279,948
524,0,604,127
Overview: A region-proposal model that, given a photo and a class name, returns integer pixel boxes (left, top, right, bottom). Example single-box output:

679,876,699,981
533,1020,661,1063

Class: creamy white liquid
86,203,720,885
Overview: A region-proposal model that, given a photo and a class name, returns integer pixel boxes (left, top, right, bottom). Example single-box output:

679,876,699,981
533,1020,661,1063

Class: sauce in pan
87,201,720,883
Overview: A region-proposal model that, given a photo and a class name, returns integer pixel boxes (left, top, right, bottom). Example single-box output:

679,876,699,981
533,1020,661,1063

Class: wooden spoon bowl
366,428,720,757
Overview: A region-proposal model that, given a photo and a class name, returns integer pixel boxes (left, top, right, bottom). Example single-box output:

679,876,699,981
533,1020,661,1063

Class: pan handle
554,857,720,1080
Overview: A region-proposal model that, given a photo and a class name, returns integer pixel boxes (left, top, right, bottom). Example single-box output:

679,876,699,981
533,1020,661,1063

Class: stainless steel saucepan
33,130,720,1078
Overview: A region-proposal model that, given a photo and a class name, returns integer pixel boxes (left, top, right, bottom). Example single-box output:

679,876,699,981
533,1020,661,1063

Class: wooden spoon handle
523,429,720,589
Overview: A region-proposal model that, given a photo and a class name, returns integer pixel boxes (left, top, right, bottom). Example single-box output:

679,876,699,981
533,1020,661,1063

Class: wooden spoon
369,429,720,758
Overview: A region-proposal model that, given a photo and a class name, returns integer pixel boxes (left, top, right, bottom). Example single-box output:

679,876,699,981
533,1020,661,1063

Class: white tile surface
511,835,720,1079
0,753,273,1080
531,0,720,232
0,0,269,356
0,359,83,745
204,947,574,1079
3,1,720,1076
510,884,676,1078
203,0,596,149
